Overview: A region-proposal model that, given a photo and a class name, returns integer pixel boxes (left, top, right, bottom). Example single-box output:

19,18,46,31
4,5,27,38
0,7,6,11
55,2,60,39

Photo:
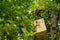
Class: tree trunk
51,14,58,40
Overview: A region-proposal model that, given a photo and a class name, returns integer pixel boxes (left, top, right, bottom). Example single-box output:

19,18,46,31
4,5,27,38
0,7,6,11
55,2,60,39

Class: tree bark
51,14,58,40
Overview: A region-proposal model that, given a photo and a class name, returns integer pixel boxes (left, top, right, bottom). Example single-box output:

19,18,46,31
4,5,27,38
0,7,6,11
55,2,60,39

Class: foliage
0,0,60,40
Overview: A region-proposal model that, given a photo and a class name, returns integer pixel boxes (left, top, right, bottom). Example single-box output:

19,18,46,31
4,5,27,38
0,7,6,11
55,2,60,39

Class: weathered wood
34,18,47,33
34,18,48,40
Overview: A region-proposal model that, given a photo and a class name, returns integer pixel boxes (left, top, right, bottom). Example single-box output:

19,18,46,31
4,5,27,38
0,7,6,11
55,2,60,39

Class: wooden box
34,18,48,40
22,18,48,40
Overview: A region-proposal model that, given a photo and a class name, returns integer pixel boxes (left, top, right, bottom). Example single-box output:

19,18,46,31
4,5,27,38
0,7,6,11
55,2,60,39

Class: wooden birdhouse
34,18,48,40
22,18,48,40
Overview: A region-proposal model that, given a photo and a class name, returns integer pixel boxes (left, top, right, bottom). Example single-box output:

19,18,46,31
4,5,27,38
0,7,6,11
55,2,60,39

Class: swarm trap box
22,18,48,40
34,18,48,40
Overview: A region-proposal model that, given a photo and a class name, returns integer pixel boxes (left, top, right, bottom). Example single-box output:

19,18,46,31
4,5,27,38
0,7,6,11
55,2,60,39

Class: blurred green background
0,0,60,40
